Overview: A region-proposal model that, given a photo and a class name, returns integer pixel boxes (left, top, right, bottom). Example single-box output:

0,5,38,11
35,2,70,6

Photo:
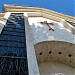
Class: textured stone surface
34,41,75,68
0,11,74,75
28,17,75,44
28,17,75,74
38,62,75,75
25,17,40,75
3,4,75,23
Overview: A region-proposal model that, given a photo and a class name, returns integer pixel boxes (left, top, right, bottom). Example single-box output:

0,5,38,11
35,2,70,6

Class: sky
0,0,75,16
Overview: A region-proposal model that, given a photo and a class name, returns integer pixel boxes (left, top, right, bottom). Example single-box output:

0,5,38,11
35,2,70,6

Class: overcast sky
0,0,74,16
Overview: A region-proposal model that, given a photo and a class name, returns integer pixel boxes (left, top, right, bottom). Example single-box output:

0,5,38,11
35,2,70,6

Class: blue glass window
0,13,29,75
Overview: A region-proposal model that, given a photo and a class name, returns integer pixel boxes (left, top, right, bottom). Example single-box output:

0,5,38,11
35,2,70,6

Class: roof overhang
1,4,75,23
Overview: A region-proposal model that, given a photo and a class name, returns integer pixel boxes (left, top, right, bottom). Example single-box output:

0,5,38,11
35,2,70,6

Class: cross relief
39,21,54,31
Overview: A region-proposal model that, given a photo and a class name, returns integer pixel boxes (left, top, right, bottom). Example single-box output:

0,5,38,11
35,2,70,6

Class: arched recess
34,41,75,74
34,41,75,68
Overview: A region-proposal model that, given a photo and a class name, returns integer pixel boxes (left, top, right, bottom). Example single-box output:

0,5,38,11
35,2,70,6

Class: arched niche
34,41,75,75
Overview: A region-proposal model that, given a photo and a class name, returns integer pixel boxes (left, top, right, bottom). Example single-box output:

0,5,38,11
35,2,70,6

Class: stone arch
34,40,75,68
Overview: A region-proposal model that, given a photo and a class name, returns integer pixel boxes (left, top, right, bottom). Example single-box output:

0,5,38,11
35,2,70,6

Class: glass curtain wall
0,13,29,75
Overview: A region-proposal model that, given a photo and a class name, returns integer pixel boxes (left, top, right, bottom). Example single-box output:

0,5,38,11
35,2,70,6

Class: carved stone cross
39,21,54,31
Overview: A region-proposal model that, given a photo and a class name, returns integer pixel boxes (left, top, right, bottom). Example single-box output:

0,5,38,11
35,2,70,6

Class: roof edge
2,4,75,23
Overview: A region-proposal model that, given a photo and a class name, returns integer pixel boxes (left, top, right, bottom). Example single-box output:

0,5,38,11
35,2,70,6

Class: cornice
0,13,5,20
2,4,75,23
0,13,5,17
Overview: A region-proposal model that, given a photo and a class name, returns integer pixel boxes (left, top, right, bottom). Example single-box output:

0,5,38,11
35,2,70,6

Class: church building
0,4,75,75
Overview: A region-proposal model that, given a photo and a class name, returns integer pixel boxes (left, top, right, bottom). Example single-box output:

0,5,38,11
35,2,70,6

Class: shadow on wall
30,22,74,44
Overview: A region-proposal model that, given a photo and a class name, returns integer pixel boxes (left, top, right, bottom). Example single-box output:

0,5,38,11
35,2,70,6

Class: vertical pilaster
0,12,11,34
24,14,40,75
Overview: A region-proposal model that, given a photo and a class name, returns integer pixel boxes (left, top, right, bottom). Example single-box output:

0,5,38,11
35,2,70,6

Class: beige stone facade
0,4,75,75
